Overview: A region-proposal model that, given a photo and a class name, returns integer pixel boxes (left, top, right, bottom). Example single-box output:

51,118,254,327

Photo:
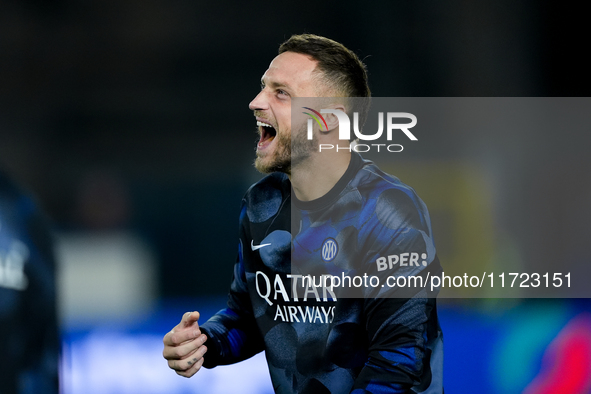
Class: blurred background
1,0,590,393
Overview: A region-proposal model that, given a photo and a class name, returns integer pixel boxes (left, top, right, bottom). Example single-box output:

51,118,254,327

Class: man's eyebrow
260,77,292,90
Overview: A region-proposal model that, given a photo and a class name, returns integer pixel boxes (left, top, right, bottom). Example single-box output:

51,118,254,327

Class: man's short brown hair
278,34,371,98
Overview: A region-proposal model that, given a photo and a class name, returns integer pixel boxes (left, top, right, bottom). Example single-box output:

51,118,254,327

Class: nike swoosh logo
251,240,272,251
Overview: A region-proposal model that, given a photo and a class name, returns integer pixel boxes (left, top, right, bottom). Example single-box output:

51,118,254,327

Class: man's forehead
261,52,318,87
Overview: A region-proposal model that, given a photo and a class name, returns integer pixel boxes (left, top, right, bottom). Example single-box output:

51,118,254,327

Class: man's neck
289,151,351,202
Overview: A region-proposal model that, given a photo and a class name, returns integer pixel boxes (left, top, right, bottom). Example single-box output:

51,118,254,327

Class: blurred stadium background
1,0,590,393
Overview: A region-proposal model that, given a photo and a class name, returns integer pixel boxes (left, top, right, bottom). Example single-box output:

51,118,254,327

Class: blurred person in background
163,34,443,393
0,168,59,394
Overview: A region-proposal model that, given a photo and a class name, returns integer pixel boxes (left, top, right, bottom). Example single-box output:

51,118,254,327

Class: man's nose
249,90,268,111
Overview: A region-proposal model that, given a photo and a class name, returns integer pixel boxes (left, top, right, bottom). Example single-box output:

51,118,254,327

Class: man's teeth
257,121,273,128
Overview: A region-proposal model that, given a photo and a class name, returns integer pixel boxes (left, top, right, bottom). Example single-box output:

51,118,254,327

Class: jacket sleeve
0,175,60,394
200,201,265,368
350,188,443,393
351,295,441,393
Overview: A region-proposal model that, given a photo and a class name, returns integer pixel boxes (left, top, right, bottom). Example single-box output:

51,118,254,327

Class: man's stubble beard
254,122,318,175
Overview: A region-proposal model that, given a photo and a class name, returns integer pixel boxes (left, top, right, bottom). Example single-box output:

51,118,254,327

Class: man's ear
322,103,347,132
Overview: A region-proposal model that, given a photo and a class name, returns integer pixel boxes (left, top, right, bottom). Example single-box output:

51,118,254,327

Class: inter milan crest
321,238,338,262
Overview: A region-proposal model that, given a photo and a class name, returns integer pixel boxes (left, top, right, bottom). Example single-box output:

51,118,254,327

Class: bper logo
303,108,417,153
321,238,338,262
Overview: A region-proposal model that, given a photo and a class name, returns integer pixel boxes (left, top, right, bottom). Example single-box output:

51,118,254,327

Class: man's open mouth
257,120,277,147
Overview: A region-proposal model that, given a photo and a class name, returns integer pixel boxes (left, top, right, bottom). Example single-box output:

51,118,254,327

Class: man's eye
277,89,289,97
